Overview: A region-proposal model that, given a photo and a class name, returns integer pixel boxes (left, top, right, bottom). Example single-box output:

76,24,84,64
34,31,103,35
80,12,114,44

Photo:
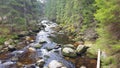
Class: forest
0,0,120,68
45,0,120,68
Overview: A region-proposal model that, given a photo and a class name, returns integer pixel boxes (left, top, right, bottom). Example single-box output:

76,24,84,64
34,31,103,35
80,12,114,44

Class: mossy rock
62,47,77,58
39,40,47,44
34,44,42,49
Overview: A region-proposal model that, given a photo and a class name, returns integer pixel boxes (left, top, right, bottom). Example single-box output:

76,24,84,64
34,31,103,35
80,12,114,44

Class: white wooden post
97,49,100,68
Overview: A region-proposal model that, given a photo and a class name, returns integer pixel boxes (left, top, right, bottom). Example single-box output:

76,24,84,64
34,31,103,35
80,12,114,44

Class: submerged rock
48,60,67,68
3,61,14,65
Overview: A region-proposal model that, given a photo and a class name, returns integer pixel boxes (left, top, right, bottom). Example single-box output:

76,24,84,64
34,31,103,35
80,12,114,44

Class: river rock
62,47,77,57
76,45,89,55
1,47,8,52
28,47,36,53
63,44,75,49
33,44,42,49
48,60,67,68
4,39,13,46
39,39,47,44
3,61,14,65
4,41,10,46
74,41,84,47
80,65,86,68
16,62,24,67
36,59,45,67
25,36,35,43
26,65,36,68
8,45,16,52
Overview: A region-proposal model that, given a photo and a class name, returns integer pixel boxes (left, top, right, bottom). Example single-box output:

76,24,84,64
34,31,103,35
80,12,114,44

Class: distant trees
45,0,95,28
45,0,120,67
0,0,44,31
45,0,96,40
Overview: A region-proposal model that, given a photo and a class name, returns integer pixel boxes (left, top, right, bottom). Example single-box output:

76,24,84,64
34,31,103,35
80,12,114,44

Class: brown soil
65,56,97,68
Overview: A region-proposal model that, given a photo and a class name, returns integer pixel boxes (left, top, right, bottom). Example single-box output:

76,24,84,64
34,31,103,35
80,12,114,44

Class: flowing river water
0,20,75,68
0,20,97,68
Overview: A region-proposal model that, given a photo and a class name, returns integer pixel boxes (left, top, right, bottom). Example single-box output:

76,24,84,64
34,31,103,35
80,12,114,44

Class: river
0,20,75,68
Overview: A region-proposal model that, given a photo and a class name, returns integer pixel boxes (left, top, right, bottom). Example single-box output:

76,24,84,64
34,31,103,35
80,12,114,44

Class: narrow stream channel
0,20,75,68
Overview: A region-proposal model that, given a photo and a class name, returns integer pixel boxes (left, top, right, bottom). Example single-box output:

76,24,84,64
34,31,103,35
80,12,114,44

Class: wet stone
62,47,77,57
39,40,47,44
36,59,45,67
80,65,87,68
48,60,67,68
33,44,42,49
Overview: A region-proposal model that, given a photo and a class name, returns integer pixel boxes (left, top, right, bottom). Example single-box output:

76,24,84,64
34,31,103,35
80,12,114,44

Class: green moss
0,37,6,45
101,56,115,66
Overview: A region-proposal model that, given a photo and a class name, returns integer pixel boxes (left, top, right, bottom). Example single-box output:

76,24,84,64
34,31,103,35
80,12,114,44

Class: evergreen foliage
45,0,120,67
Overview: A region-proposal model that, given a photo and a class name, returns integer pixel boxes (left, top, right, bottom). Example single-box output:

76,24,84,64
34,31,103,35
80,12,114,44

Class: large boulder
48,60,67,68
62,47,77,57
